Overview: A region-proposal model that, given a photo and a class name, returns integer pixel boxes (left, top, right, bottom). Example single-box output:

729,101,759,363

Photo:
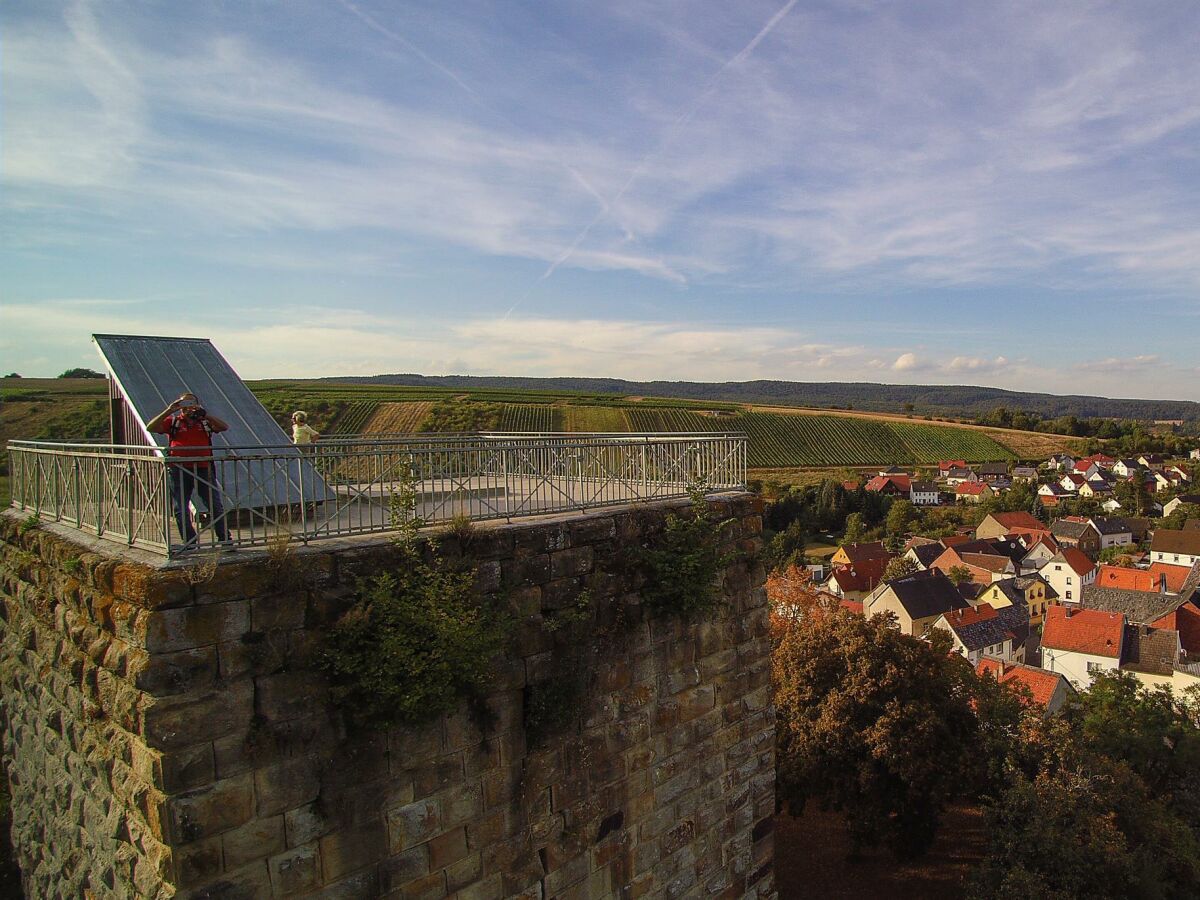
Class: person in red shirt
147,393,233,547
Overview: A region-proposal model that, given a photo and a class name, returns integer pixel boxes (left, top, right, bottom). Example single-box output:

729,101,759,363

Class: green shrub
319,470,510,731
636,485,734,619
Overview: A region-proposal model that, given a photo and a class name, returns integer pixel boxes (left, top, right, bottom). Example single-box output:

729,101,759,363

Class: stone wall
0,494,775,899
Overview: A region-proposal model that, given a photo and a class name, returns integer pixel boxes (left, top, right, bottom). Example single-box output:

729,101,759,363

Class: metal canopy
92,334,330,508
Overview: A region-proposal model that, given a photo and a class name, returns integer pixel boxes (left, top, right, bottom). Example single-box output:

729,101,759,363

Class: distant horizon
4,2,1200,400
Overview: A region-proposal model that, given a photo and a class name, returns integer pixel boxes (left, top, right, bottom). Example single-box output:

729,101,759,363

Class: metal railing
7,432,746,558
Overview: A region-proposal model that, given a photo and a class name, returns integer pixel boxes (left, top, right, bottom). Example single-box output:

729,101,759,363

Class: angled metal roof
92,334,330,507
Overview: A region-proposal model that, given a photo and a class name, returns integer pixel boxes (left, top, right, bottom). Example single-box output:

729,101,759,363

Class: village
793,450,1200,713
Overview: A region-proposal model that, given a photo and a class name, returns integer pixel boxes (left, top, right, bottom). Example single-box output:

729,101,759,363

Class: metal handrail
7,432,747,558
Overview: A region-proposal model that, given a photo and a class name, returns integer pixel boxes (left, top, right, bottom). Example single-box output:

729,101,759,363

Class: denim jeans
169,464,230,544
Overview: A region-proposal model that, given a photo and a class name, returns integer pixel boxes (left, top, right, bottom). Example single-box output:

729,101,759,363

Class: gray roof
1090,517,1132,536
887,570,970,620
1121,625,1179,676
910,543,945,569
1081,585,1186,624
93,334,330,508
1052,520,1095,541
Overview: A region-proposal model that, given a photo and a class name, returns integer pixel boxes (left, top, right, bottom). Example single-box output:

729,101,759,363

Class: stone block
387,798,442,853
174,835,223,888
269,844,321,896
427,825,469,869
319,819,388,882
167,774,256,844
161,742,216,793
223,814,286,869
445,850,483,893
144,600,250,653
411,755,464,800
286,801,334,848
550,546,594,579
398,870,448,900
255,755,321,818
134,645,219,696
251,592,306,632
142,680,254,750
256,670,328,723
178,861,273,900
379,844,429,892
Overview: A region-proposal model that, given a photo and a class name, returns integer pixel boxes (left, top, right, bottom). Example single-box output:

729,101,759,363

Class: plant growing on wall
636,484,735,619
320,465,510,730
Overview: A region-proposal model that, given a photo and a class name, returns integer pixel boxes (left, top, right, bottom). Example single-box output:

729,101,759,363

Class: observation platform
7,432,747,559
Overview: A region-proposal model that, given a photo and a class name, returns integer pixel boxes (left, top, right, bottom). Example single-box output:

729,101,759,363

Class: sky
2,0,1199,401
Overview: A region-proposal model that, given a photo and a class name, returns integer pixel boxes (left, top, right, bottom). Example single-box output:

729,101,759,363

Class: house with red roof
955,481,994,504
975,511,1049,542
864,474,911,496
1041,548,1096,604
933,602,1029,665
823,556,891,601
1041,606,1125,688
830,540,891,568
1095,565,1157,592
938,460,968,476
976,659,1073,714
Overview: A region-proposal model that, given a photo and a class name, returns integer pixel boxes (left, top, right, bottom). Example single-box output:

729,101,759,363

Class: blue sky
3,0,1199,400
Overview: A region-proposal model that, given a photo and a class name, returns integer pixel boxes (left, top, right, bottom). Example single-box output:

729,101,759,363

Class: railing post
95,456,104,537
297,453,309,544
125,460,135,546
74,458,82,527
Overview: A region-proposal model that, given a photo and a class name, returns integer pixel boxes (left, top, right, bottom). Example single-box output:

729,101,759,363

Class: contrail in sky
336,0,612,217
532,0,800,288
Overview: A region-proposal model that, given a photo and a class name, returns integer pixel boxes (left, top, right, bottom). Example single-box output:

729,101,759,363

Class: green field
3,377,1035,469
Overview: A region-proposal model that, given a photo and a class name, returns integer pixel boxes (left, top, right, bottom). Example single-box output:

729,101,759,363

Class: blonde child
291,411,320,445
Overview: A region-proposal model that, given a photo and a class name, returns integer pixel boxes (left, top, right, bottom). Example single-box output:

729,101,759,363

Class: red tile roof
828,556,891,593
976,660,1068,709
1059,547,1096,577
939,459,968,472
865,474,911,493
1148,563,1191,593
987,511,1046,533
1152,602,1200,655
839,599,865,615
1096,565,1156,592
956,482,989,495
837,541,891,563
1042,606,1124,658
942,535,971,547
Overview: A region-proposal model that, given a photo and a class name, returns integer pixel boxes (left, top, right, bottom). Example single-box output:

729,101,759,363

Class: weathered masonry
0,494,775,899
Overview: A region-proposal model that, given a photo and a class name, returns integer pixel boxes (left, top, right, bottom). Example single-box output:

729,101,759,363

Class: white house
1041,606,1125,689
1020,538,1059,573
1150,530,1200,569
932,603,1022,666
1088,517,1133,550
909,481,940,507
1190,449,1200,461
1114,459,1145,478
1163,495,1200,517
1042,548,1096,604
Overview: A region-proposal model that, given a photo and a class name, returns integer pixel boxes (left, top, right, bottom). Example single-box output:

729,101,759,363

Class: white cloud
892,353,922,372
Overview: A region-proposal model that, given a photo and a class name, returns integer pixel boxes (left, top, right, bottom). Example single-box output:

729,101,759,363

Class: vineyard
0,378,1048,471
360,402,435,434
497,404,562,432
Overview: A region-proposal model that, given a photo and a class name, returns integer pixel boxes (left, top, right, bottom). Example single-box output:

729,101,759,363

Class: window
1087,662,1104,674
1054,565,1062,571
1066,591,1072,600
